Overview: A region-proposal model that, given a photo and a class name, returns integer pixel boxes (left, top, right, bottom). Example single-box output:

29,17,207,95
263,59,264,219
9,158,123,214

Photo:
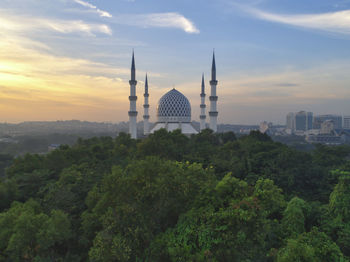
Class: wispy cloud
43,19,112,35
245,7,350,35
114,12,200,34
73,0,112,18
0,12,112,36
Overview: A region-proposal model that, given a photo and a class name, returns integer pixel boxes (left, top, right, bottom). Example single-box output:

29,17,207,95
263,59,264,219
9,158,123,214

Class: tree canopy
0,129,349,261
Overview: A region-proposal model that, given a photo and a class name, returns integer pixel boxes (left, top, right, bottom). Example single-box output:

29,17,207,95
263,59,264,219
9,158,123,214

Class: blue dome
157,89,191,122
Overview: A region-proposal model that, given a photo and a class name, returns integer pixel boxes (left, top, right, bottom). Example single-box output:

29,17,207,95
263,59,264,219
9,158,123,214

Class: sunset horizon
1,0,350,125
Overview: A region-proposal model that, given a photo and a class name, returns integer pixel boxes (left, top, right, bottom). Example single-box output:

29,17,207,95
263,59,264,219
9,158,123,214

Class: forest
0,129,350,261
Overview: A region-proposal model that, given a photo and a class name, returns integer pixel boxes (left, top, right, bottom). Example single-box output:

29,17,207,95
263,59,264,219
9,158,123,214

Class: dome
157,89,191,122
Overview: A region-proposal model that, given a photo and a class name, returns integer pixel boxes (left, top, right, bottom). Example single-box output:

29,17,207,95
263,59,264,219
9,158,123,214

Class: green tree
277,228,346,262
84,157,214,261
0,200,72,261
148,175,284,262
329,170,350,221
281,197,309,238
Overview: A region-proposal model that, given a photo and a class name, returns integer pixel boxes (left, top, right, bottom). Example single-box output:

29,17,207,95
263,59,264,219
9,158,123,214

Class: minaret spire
200,73,206,131
131,50,136,81
201,73,205,95
128,51,138,139
211,51,216,81
143,74,150,136
209,51,218,132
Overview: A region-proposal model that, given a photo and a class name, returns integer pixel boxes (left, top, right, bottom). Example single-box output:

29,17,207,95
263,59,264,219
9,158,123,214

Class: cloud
274,83,299,87
43,19,112,35
73,0,112,18
245,7,350,35
0,39,131,122
0,12,130,122
0,12,112,36
114,12,200,34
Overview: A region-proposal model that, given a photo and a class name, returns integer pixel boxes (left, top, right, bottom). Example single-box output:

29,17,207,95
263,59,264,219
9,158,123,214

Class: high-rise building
313,115,342,130
295,112,307,131
307,112,313,130
295,111,313,131
286,111,313,134
286,112,295,130
344,116,350,129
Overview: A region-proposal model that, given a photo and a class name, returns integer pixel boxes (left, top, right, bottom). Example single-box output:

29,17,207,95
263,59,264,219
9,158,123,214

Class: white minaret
200,73,206,131
209,51,218,132
143,74,150,135
128,51,138,139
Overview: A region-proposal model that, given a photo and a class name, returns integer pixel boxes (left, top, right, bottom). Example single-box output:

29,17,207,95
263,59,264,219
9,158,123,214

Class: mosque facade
128,52,218,139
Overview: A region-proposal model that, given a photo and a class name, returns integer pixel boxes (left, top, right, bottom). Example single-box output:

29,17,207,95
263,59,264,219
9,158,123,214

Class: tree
0,200,72,261
281,197,309,238
147,175,284,262
277,228,346,262
329,170,350,221
84,157,214,261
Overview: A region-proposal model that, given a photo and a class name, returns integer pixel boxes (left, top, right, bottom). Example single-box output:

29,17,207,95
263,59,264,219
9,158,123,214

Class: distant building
286,111,313,134
306,119,347,145
320,120,334,135
344,116,350,129
286,113,295,132
295,111,313,131
313,114,342,130
306,134,343,145
48,144,60,152
259,121,273,134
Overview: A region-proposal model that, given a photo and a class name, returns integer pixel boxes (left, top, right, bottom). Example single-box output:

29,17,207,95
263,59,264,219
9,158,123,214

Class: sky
0,0,350,125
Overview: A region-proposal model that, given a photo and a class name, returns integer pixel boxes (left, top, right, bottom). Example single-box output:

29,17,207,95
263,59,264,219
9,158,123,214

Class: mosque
127,52,218,139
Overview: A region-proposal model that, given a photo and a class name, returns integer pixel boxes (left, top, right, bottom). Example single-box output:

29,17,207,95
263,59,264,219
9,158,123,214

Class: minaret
209,51,218,132
200,73,206,131
128,51,138,139
143,74,150,136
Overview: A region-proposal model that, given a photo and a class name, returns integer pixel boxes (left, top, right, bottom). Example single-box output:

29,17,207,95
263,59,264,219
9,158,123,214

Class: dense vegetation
0,129,350,261
0,133,117,156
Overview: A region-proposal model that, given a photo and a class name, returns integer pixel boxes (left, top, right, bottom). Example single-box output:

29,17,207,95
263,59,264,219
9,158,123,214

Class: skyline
1,0,350,125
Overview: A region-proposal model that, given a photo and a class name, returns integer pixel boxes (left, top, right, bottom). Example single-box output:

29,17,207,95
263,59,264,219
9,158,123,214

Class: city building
320,120,335,135
286,112,295,134
128,52,218,138
306,134,343,145
295,111,313,131
286,111,313,134
313,114,342,130
259,121,273,134
344,116,350,129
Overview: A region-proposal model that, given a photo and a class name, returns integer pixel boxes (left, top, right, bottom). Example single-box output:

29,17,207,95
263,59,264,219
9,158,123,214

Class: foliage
0,200,72,261
0,129,349,261
84,157,215,261
146,174,285,262
277,227,347,262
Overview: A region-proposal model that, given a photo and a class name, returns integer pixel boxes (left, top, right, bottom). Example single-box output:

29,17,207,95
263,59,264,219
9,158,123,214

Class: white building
127,52,219,137
259,121,272,134
320,120,335,135
150,88,198,135
313,114,342,130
